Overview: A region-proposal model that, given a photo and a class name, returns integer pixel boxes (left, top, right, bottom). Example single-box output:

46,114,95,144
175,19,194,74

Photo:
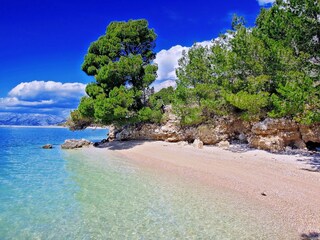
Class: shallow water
0,127,294,239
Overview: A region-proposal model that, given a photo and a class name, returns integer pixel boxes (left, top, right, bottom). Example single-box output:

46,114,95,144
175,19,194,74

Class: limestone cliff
112,106,320,152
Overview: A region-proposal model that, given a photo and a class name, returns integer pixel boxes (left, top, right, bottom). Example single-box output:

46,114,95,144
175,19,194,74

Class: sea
0,126,293,239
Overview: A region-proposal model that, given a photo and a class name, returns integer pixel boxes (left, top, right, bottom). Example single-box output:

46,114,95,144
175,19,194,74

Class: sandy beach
82,141,320,238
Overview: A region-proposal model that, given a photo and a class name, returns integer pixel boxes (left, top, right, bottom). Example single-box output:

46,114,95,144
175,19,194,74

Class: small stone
261,192,267,196
218,140,230,149
193,139,203,149
42,144,52,149
238,133,247,142
177,141,188,146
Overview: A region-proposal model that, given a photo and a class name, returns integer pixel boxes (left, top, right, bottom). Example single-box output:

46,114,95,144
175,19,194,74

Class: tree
70,19,158,129
255,0,320,73
173,1,319,124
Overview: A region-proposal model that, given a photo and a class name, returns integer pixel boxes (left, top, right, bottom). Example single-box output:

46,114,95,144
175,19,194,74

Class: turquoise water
0,127,292,239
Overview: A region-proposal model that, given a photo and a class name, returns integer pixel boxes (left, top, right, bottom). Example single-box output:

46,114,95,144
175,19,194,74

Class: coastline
81,140,320,237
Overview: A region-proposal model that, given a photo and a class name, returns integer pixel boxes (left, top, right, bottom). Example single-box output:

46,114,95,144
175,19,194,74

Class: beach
82,141,320,238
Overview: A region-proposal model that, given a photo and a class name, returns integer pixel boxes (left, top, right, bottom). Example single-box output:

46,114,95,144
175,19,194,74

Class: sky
0,0,274,117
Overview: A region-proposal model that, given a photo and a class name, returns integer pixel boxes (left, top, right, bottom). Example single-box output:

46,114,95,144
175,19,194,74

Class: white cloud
154,45,189,81
152,40,212,91
151,80,177,92
9,80,86,100
0,97,54,107
257,0,275,6
0,81,86,116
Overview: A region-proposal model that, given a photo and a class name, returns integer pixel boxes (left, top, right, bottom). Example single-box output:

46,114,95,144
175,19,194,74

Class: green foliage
174,104,204,127
176,45,213,88
71,19,158,129
85,83,104,99
93,86,136,126
269,73,320,124
172,84,228,126
225,91,269,119
137,107,162,123
149,86,175,107
78,96,95,118
135,87,176,124
256,0,320,59
173,0,319,125
67,110,93,131
82,19,157,80
71,2,320,130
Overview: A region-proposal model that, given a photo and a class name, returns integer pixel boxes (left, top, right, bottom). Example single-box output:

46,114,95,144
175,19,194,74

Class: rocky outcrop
300,124,320,143
115,118,251,146
249,118,306,152
61,139,92,149
108,125,120,141
112,106,319,152
115,106,251,144
197,118,251,145
115,105,185,142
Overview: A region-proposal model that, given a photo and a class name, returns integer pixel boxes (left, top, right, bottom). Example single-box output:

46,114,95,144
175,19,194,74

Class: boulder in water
42,144,53,149
61,139,92,149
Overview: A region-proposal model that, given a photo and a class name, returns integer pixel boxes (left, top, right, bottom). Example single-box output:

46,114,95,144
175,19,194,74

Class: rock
61,139,92,149
115,128,131,140
197,124,225,145
166,136,181,142
93,138,109,148
115,114,183,142
113,108,252,146
249,135,284,152
193,138,203,149
42,144,52,149
252,118,299,135
177,141,188,146
261,192,267,196
249,118,306,152
106,106,319,153
196,117,251,145
108,125,120,141
238,133,247,143
218,140,230,149
300,124,320,143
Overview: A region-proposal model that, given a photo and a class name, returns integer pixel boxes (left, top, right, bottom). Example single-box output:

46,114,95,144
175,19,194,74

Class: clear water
0,127,293,239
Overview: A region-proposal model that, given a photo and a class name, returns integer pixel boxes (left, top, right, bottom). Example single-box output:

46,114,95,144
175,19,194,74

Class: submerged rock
61,139,92,149
42,144,53,149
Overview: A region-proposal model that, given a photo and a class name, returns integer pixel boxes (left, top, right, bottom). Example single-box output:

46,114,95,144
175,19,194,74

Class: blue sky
0,0,274,117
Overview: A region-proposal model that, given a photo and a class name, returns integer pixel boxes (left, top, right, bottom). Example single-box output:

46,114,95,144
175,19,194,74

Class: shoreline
82,140,320,236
